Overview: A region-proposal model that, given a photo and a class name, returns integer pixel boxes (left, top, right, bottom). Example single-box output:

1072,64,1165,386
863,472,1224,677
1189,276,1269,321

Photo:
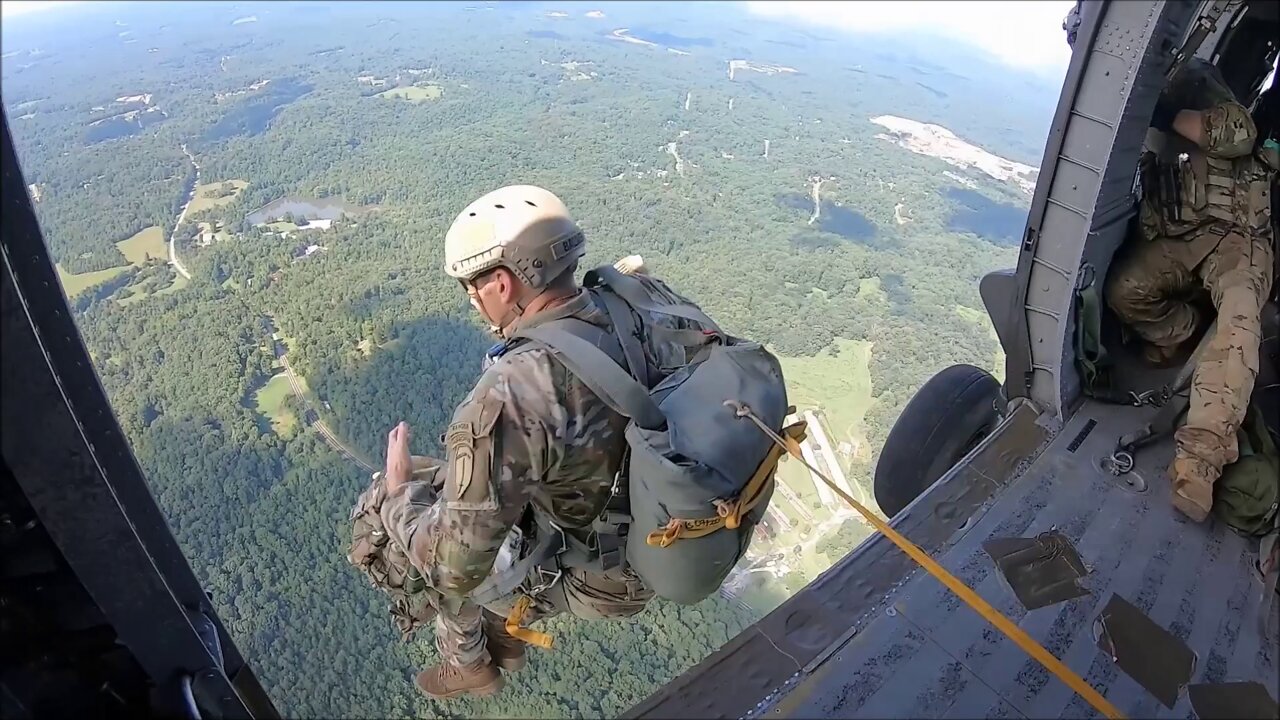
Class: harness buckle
1128,387,1169,407
525,566,563,597
520,519,567,597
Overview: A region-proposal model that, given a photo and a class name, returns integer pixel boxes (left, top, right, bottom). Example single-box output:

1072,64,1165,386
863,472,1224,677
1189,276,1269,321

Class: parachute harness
725,400,1126,720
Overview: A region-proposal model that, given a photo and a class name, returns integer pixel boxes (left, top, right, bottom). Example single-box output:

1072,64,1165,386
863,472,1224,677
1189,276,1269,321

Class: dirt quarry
728,59,798,81
871,115,1038,195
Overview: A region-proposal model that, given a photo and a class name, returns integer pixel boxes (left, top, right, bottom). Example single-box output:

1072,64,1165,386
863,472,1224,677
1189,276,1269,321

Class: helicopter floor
769,400,1278,719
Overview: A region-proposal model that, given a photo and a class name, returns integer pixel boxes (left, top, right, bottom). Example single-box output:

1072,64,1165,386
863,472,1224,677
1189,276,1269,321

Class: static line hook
723,399,752,418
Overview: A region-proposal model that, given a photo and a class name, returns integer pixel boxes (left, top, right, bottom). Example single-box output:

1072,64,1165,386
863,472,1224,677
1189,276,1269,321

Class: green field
264,220,300,234
115,225,166,264
187,178,249,214
57,224,167,299
772,338,876,515
857,276,887,304
778,338,875,455
55,263,130,298
253,373,297,435
375,84,442,103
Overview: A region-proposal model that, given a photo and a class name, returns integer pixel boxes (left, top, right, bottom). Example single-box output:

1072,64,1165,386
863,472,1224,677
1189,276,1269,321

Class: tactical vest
1140,140,1274,241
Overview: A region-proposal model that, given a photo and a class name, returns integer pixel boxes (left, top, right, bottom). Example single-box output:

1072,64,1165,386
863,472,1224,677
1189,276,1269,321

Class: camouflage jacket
375,276,711,597
1140,59,1272,242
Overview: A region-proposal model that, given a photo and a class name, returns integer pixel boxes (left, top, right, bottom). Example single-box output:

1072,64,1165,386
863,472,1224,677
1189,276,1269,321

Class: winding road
167,144,197,280
262,316,377,474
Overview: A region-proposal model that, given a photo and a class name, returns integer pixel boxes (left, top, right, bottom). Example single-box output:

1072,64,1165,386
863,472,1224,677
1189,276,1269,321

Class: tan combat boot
1169,454,1215,522
483,610,527,672
414,659,504,700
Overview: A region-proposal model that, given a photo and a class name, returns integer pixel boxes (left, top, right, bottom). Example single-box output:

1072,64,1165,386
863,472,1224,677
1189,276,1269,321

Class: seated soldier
1105,60,1277,522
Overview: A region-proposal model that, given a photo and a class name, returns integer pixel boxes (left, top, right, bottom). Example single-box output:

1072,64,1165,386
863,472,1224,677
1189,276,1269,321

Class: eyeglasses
459,271,498,297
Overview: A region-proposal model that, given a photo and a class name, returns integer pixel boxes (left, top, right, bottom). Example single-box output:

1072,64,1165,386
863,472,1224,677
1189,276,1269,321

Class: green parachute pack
1211,405,1280,537
509,265,800,605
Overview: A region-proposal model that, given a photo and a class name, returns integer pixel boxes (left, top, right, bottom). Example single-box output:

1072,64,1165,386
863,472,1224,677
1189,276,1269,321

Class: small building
292,243,327,260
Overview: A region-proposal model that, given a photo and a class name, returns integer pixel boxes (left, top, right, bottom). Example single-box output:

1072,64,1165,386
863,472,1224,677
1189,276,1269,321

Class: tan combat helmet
444,185,586,289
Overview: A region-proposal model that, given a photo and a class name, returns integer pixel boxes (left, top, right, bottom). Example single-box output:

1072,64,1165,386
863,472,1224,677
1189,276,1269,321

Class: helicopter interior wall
1049,0,1189,416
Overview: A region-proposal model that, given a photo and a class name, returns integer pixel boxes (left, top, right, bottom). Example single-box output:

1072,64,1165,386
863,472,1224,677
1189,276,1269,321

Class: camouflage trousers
1106,228,1274,482
434,565,651,667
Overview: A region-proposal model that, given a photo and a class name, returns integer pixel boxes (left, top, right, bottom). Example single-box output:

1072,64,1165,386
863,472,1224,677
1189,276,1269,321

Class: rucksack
1212,405,1280,537
512,266,805,605
347,475,438,640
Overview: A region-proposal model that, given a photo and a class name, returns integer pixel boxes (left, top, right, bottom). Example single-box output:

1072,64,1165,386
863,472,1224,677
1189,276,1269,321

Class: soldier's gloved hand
1151,98,1178,132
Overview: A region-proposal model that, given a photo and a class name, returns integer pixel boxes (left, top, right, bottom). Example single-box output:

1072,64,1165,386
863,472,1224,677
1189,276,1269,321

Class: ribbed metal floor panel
772,401,1279,719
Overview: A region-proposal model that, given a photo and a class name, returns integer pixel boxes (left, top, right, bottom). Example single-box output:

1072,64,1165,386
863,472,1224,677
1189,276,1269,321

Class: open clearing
253,373,297,435
186,179,249,214
265,220,300,235
773,338,875,521
376,85,442,103
779,338,875,452
57,223,171,298
56,264,130,298
197,221,232,245
116,226,167,264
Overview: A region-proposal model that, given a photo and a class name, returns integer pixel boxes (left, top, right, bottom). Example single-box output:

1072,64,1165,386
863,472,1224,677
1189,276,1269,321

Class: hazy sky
2,0,1078,76
747,0,1076,75
0,0,82,18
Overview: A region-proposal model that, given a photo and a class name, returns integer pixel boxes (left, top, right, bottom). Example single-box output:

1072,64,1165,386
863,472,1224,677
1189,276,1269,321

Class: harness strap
505,595,553,650
470,523,564,606
590,287,651,386
650,324,720,349
1117,319,1218,454
514,322,666,431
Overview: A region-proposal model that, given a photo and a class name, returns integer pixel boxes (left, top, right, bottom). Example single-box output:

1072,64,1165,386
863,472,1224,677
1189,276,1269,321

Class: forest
1,1,1061,717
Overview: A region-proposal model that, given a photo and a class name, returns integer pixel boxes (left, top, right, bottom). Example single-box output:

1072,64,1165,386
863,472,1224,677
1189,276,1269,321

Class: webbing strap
1166,1,1231,81
730,402,1126,720
645,420,806,547
1075,264,1110,394
506,595,553,650
587,265,723,334
514,323,665,430
470,525,563,606
592,288,651,387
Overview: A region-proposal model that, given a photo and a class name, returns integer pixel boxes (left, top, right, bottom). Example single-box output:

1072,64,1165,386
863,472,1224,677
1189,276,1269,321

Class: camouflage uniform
1105,60,1276,514
367,274,708,666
